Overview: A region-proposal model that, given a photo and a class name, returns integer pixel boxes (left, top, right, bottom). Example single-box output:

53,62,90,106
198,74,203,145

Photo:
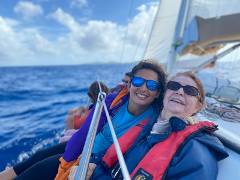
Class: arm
85,148,109,180
86,163,97,180
68,107,78,116
65,114,76,130
166,139,218,180
90,148,108,165
63,103,107,162
76,106,86,116
73,109,91,129
66,106,86,130
63,92,119,162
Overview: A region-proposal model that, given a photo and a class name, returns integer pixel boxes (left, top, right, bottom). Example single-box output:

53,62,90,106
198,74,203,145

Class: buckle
111,164,121,179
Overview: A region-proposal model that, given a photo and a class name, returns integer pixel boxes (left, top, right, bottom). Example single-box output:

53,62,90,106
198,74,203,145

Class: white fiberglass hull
197,97,240,180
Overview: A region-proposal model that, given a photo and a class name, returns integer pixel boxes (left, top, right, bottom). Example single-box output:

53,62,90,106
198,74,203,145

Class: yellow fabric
110,86,128,108
54,155,81,180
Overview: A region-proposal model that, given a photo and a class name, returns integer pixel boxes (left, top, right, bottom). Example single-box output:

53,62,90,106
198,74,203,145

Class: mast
167,0,190,77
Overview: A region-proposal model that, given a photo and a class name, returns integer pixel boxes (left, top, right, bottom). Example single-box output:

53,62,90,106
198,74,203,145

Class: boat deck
196,97,240,180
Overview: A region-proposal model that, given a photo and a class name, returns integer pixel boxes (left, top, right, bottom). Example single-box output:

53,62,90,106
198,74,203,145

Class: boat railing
74,82,131,180
84,97,91,113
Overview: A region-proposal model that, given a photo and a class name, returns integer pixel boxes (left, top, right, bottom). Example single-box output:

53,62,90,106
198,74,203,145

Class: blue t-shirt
92,100,153,153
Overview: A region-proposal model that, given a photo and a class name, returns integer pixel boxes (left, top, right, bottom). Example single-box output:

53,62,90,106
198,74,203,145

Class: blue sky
0,0,159,66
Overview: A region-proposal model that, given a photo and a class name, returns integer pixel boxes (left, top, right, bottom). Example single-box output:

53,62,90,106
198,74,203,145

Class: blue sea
1,61,240,172
0,63,135,171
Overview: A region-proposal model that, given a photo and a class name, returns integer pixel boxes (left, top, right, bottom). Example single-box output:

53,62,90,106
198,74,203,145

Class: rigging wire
98,81,131,180
115,0,134,86
216,0,221,19
119,0,134,63
229,45,239,79
131,4,156,62
142,0,161,61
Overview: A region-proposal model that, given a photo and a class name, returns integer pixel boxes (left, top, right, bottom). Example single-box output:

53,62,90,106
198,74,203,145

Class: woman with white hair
87,71,228,180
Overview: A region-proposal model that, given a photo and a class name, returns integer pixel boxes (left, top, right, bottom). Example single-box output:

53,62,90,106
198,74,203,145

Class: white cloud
14,1,44,21
70,0,88,9
48,8,123,52
47,8,81,32
0,16,31,60
147,1,160,7
3,18,21,27
0,3,158,66
70,0,92,16
137,4,147,12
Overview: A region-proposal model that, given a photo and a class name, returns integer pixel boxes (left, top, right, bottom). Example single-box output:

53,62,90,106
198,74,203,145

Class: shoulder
192,133,229,160
106,92,118,99
179,133,228,160
167,137,219,180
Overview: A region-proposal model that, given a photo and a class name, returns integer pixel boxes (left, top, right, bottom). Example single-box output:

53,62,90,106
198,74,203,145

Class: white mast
167,0,190,77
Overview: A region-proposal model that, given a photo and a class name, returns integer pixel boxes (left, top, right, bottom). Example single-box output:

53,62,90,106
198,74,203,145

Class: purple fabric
63,91,129,162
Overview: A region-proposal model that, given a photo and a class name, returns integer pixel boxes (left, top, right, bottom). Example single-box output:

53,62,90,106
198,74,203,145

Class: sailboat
143,0,240,179
73,1,240,179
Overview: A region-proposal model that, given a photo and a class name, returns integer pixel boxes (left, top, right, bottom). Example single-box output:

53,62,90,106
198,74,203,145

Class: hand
76,106,86,116
86,163,97,180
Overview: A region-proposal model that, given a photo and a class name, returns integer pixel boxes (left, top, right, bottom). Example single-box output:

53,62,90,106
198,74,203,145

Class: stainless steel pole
192,43,240,74
85,97,91,113
74,92,106,180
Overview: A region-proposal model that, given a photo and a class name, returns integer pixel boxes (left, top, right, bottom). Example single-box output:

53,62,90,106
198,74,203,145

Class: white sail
144,0,240,72
143,0,182,65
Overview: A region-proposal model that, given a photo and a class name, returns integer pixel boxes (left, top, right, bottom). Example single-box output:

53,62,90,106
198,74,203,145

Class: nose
140,82,148,91
175,87,184,96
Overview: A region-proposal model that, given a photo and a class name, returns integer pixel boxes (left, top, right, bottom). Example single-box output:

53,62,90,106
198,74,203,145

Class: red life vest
102,120,216,180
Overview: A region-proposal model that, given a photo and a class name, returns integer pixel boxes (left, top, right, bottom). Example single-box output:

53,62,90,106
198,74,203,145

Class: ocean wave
1,129,65,170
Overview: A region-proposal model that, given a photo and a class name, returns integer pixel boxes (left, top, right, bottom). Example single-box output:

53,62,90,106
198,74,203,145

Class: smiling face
122,75,130,85
127,69,160,116
161,76,201,120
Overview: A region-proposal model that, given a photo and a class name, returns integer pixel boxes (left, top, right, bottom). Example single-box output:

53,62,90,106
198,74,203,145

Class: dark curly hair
87,81,110,105
130,59,168,107
125,72,131,78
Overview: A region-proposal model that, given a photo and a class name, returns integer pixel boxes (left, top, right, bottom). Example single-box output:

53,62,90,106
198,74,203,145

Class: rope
200,101,240,123
200,109,220,121
131,4,156,62
119,0,134,63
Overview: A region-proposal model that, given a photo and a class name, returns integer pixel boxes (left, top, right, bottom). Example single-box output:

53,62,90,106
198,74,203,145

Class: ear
127,83,131,92
155,89,161,98
193,102,202,114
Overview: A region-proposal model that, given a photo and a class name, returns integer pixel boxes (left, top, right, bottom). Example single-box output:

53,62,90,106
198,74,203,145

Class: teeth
172,99,184,105
137,94,147,98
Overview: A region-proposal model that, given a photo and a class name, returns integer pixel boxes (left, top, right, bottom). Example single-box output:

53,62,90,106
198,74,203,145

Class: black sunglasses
122,79,129,84
131,76,160,91
167,81,199,96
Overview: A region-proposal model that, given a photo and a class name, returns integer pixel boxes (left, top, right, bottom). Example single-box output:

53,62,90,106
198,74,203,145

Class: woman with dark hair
85,71,228,180
0,59,168,180
110,72,131,93
65,81,110,130
54,59,168,179
60,81,111,143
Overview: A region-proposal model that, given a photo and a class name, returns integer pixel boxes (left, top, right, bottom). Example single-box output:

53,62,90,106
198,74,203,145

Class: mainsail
144,0,240,75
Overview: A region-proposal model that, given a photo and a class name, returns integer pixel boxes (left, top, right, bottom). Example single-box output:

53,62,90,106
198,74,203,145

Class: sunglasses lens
184,86,198,96
167,81,181,90
167,81,198,96
147,81,160,91
132,77,144,87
